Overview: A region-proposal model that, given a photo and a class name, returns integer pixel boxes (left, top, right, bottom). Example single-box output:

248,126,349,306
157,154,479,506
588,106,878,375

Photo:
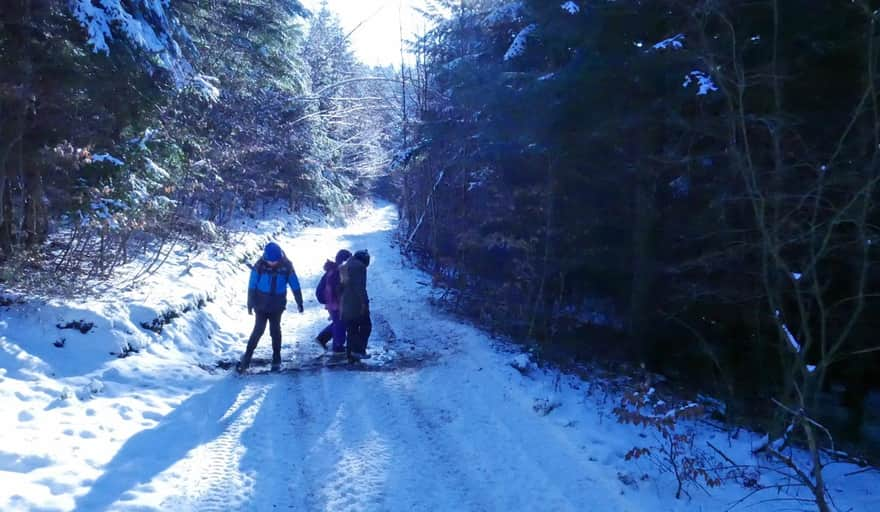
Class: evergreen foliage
397,0,880,456
0,0,396,291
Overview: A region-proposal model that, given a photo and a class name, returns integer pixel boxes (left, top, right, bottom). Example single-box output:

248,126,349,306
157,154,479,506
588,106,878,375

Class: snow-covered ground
1,203,878,511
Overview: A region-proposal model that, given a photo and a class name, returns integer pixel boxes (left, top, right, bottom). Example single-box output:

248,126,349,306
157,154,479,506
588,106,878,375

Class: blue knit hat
263,242,283,262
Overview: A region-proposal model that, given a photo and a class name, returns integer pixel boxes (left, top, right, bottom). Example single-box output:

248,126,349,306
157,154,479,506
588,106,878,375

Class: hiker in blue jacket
237,242,304,373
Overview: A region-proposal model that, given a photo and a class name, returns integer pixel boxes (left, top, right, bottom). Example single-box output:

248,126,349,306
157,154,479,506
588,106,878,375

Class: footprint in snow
0,451,52,473
114,404,133,420
142,411,163,421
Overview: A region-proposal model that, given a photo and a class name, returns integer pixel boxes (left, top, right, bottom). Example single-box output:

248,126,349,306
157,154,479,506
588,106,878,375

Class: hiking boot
271,361,281,372
315,336,329,350
349,351,370,360
326,352,347,362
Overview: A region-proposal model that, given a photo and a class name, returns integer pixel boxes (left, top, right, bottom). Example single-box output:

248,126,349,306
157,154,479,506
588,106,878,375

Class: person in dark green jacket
339,249,372,361
237,242,304,373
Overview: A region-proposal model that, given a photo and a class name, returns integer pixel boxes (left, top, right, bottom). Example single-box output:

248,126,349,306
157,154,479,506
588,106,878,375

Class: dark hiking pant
317,310,346,352
241,310,283,368
345,312,372,356
317,323,332,345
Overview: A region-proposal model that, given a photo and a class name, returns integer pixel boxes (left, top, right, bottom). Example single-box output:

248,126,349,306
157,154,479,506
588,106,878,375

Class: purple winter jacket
322,260,342,312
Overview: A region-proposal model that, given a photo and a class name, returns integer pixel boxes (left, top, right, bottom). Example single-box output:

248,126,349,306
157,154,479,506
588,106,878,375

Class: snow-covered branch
69,0,196,88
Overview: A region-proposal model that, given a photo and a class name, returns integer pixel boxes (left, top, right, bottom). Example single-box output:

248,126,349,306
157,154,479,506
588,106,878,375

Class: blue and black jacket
247,257,304,314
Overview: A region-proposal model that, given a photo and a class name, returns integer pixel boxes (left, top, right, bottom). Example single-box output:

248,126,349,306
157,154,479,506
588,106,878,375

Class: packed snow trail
70,205,633,511
3,204,879,511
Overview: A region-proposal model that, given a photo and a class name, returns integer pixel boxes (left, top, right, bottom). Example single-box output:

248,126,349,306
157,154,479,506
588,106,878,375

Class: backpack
315,273,327,304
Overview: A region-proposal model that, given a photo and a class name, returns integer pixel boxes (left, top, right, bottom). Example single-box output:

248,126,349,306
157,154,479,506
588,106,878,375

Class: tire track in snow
288,372,393,512
161,383,264,511
235,379,305,511
320,429,390,511
338,206,633,510
376,372,491,511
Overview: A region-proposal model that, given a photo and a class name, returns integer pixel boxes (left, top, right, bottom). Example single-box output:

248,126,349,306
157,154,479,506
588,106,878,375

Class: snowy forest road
72,204,635,511
9,204,876,512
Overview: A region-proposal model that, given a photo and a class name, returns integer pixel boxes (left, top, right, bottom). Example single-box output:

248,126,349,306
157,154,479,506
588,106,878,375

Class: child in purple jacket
314,249,351,353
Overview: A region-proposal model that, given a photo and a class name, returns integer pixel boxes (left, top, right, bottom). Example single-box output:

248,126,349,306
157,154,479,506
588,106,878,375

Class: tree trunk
628,165,658,362
21,125,47,246
0,135,18,257
13,0,47,248
529,160,556,339
399,1,408,149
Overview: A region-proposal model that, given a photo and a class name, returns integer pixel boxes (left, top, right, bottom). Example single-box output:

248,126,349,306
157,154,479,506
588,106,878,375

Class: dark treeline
0,0,399,290
398,0,880,452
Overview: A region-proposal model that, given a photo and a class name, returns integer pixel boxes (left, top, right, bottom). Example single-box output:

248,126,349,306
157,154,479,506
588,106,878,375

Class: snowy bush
75,378,105,400
510,353,535,375
58,387,73,401
199,220,219,240
613,381,722,499
533,397,562,416
190,74,221,102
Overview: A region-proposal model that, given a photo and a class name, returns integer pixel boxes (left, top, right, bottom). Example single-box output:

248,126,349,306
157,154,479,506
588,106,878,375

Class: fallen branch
404,169,445,249
771,397,835,453
844,466,878,477
707,441,739,467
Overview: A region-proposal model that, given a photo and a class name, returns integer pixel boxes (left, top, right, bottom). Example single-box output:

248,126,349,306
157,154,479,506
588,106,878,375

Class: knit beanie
264,242,283,262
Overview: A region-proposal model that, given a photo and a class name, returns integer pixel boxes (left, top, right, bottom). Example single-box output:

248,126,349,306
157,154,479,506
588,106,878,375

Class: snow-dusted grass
1,203,878,511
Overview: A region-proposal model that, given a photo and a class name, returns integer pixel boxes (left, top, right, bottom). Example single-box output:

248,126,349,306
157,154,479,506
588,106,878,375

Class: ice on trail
1,203,878,511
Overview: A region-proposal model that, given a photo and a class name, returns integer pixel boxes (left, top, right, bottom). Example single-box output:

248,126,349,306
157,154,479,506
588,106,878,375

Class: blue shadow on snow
74,380,258,510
